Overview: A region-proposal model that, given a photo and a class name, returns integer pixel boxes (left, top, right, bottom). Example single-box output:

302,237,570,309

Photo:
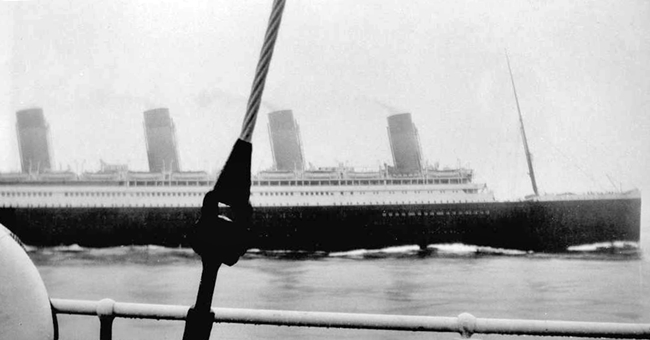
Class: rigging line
536,136,607,192
606,174,622,192
569,132,624,185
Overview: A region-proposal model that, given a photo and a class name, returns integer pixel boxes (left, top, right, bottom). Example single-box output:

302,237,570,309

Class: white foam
254,249,300,255
51,244,85,252
245,249,329,257
330,245,422,257
329,249,369,257
426,243,528,255
427,243,478,253
476,246,528,256
330,243,527,257
376,245,421,253
144,245,167,251
568,241,639,252
22,245,38,252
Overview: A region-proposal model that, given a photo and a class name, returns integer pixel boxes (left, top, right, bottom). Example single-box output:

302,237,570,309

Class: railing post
182,262,220,340
457,313,477,339
96,298,116,340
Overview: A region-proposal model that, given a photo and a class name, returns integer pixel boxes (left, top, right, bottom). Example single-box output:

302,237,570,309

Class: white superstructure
0,166,496,209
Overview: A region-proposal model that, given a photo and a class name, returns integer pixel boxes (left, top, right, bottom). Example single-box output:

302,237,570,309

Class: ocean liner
0,108,641,252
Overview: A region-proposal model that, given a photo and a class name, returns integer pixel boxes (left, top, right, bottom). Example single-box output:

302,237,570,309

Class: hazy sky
1,0,649,201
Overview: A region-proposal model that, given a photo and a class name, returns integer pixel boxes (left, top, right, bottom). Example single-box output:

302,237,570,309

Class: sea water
30,230,650,340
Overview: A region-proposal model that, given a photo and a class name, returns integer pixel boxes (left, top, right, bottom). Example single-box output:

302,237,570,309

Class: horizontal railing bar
213,308,460,332
52,299,187,320
50,298,650,338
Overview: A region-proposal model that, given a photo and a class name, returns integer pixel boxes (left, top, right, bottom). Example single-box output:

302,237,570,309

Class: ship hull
0,197,641,252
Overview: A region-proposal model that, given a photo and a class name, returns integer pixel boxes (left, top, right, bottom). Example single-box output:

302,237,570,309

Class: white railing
50,298,650,340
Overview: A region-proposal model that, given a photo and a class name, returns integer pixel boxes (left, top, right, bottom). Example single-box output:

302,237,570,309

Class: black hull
0,198,641,252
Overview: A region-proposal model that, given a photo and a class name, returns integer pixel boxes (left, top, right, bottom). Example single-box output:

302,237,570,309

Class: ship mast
506,52,539,196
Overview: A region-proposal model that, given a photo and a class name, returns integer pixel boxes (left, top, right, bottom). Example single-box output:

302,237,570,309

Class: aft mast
505,51,539,196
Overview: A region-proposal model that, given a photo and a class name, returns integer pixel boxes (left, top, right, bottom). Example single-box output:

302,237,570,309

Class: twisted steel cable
239,0,287,143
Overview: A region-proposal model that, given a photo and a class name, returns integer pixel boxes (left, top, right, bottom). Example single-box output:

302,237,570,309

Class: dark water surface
30,237,650,340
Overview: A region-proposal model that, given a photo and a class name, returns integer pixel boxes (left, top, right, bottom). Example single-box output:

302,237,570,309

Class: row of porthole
252,179,469,186
382,210,490,217
253,201,451,206
257,192,337,196
254,190,470,196
0,192,53,197
63,192,205,197
1,202,492,210
0,191,207,198
10,203,203,208
128,181,211,186
1,190,477,198
302,200,486,205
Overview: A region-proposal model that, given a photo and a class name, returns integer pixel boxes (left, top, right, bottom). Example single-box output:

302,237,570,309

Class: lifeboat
0,224,56,340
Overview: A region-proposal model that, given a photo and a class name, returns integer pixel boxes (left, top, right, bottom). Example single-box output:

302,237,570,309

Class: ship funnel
387,113,422,174
143,108,181,173
267,110,304,171
16,108,52,173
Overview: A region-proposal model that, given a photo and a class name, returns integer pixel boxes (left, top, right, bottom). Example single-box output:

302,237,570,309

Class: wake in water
249,242,641,260
329,245,422,258
25,241,642,263
325,243,531,259
567,241,639,252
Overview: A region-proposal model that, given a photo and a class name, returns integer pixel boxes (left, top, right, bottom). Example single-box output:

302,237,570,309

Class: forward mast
506,52,539,196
